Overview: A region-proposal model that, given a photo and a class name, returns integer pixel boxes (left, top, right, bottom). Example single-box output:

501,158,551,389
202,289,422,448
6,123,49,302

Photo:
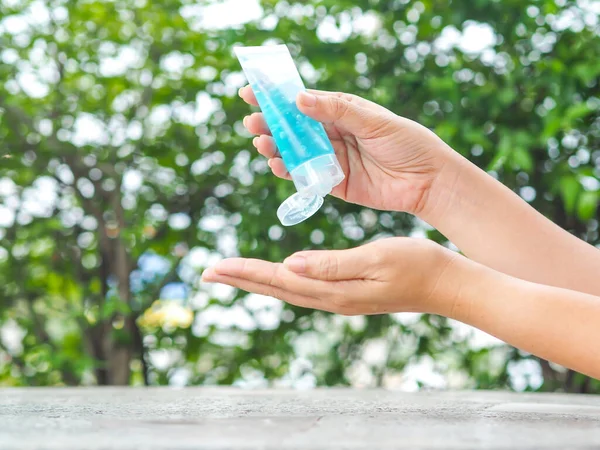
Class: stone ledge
1,388,599,449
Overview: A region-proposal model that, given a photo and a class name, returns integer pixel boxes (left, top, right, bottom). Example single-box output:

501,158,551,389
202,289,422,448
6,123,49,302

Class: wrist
433,252,510,324
417,150,475,227
422,244,498,321
418,243,470,316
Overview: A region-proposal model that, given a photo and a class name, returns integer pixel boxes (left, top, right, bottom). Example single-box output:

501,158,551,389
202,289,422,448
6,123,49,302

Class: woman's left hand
201,237,460,316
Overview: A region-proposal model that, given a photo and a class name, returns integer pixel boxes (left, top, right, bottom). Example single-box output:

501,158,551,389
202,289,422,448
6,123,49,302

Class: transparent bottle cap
276,154,345,226
277,193,324,226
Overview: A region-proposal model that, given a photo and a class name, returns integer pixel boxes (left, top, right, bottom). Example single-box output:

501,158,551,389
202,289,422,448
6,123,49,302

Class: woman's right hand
240,86,464,216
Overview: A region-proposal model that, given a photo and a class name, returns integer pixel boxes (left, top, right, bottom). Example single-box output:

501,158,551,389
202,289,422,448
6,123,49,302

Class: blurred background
0,0,598,392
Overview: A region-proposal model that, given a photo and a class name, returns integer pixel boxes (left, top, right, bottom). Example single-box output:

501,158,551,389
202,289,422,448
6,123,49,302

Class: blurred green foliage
0,0,598,392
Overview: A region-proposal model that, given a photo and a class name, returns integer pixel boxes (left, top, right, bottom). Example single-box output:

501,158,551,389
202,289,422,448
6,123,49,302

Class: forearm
440,256,600,379
422,152,600,296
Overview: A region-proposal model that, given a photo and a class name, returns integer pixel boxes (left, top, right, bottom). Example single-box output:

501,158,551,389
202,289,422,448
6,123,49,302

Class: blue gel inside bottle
235,45,345,226
251,81,335,173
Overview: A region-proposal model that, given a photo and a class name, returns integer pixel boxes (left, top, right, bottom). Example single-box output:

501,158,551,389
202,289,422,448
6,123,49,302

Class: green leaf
511,147,534,173
577,191,598,222
559,176,581,216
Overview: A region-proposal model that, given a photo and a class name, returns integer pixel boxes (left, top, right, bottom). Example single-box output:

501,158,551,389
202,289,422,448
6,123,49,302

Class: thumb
297,91,367,132
283,248,374,281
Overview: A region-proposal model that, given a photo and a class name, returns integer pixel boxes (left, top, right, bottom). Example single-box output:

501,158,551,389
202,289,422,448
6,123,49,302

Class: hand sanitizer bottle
235,45,345,226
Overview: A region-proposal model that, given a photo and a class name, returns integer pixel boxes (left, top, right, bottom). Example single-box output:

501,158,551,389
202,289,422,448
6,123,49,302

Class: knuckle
329,97,350,119
267,263,285,287
332,91,355,103
238,259,250,277
318,255,338,280
341,93,357,104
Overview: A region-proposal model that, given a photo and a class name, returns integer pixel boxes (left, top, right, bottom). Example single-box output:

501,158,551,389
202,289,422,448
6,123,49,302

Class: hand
201,237,458,316
203,237,600,379
240,86,463,215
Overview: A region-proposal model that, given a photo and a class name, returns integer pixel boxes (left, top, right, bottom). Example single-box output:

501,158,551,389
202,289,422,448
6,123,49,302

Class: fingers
239,86,258,106
283,247,378,281
296,91,370,133
243,112,271,136
243,115,287,178
267,158,291,180
240,84,368,108
202,268,323,311
241,107,280,161
243,85,349,182
202,249,395,316
306,89,370,108
252,135,278,158
249,136,290,179
204,258,335,299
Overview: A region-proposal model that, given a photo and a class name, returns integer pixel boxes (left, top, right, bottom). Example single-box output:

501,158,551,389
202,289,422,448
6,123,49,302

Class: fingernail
201,268,216,282
238,87,244,97
252,137,259,148
284,256,306,273
298,92,317,107
243,116,248,127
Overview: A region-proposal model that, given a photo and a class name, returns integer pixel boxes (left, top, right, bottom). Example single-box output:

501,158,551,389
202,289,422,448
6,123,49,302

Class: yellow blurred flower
138,300,194,329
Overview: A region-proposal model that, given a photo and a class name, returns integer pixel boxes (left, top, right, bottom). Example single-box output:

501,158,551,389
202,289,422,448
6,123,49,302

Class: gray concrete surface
0,388,599,449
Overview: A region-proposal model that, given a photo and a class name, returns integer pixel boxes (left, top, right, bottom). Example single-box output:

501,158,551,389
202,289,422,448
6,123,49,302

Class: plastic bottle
235,45,345,226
